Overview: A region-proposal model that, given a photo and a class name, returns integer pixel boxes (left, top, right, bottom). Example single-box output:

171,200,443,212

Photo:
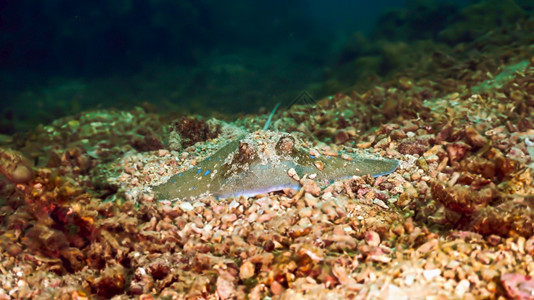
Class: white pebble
373,198,389,209
179,202,194,211
423,269,441,281
321,192,332,200
404,273,415,285
229,200,240,209
455,279,470,297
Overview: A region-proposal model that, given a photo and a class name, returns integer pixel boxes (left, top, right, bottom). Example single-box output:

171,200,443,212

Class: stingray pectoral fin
151,167,213,200
359,157,399,177
313,155,399,183
151,183,170,200
151,139,242,201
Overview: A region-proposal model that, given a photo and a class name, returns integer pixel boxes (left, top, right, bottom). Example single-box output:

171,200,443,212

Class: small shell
314,161,324,171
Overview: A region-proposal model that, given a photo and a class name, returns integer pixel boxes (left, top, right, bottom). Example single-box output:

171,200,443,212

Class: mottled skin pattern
152,131,398,201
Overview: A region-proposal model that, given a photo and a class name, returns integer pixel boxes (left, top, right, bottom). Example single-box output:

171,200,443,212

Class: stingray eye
237,142,255,161
276,135,295,155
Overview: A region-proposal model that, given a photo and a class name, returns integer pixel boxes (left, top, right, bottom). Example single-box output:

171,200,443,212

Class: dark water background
2,0,529,134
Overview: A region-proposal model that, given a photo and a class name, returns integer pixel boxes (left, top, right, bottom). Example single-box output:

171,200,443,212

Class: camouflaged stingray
152,130,398,201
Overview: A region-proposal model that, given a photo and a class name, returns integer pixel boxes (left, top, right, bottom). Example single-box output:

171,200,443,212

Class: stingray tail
263,102,281,131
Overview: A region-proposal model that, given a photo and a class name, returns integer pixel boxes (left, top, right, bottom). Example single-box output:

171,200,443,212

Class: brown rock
398,137,431,155
398,185,418,207
446,142,471,163
335,130,350,144
465,126,488,148
390,129,407,141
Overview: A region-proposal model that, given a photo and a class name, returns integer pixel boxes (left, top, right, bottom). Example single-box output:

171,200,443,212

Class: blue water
0,0,522,134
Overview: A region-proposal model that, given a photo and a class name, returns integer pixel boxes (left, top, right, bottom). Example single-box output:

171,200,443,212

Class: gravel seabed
0,57,533,299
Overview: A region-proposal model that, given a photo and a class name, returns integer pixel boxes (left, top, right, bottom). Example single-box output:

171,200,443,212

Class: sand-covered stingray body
152,131,398,201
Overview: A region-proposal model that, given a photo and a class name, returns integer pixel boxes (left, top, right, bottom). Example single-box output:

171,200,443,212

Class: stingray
152,130,398,201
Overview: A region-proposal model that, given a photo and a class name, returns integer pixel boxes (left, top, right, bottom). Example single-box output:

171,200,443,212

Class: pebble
287,168,300,181
417,239,438,253
299,207,313,218
158,149,170,157
341,153,353,161
423,269,441,281
455,279,470,297
247,212,258,223
365,231,381,247
313,161,324,171
271,281,285,295
239,261,255,280
221,214,237,223
179,202,194,212
323,149,338,157
309,149,320,157
304,193,319,207
372,198,389,209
